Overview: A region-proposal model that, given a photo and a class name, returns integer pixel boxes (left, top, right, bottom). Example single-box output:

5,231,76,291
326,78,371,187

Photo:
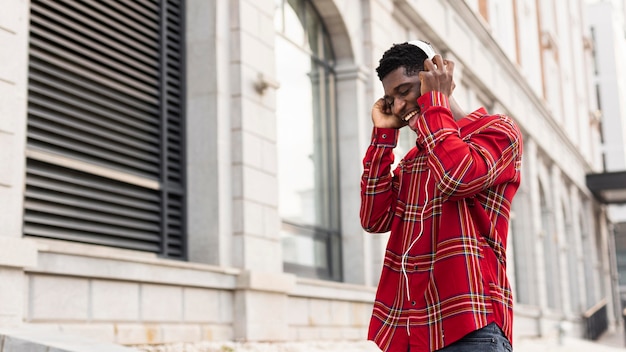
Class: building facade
0,0,620,348
587,0,626,306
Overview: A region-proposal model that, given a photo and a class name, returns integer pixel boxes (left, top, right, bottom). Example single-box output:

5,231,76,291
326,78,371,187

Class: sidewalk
515,336,625,352
134,337,626,352
598,328,626,349
513,328,626,352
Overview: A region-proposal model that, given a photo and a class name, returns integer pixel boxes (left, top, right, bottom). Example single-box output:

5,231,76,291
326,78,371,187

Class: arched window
274,0,341,280
539,182,560,310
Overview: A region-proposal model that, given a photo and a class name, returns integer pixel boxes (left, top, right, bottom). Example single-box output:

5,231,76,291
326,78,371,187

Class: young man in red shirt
360,41,522,351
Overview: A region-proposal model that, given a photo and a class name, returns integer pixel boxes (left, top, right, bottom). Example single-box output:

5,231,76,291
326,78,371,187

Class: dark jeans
433,323,512,352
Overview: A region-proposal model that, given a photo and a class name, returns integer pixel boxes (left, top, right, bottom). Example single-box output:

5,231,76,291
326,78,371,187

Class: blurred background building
0,0,625,350
586,0,626,311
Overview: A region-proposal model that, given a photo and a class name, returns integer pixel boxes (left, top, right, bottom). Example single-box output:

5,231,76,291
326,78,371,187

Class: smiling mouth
403,110,419,122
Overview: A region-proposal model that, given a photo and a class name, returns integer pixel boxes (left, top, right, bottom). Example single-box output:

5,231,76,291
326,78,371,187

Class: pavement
514,336,625,351
1,327,623,352
134,335,626,352
511,327,626,352
0,327,137,352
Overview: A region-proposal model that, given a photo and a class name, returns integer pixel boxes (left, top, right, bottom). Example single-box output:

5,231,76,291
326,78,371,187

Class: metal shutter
24,0,186,259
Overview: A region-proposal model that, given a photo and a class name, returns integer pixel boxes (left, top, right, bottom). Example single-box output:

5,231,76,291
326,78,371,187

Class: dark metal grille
583,299,609,340
25,0,186,259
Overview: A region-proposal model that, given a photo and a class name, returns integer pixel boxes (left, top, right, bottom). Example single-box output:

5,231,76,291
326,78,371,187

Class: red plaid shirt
360,92,522,352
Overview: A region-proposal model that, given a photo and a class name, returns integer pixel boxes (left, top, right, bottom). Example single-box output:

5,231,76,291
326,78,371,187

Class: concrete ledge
236,270,296,293
0,328,138,352
27,239,239,289
289,277,376,302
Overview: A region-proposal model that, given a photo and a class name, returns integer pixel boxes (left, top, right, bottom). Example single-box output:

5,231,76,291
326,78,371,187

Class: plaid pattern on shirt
360,92,522,352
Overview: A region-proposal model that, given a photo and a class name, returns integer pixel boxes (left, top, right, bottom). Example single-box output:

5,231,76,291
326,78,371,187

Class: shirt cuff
371,127,398,147
417,91,451,112
414,92,457,151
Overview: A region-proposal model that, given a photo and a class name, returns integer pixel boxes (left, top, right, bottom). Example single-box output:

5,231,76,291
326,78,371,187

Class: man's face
382,67,422,126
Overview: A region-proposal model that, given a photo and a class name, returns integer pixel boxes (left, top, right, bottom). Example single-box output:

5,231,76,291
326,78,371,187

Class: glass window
275,0,341,281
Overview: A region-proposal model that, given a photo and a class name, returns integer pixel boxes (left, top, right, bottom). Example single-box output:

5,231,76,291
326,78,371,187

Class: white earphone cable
401,170,431,336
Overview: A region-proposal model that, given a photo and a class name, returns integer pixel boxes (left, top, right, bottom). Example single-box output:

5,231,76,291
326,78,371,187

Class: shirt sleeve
359,127,400,233
413,91,522,201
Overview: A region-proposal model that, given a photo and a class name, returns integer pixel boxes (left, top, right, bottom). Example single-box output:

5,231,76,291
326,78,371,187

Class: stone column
186,0,234,267
551,165,572,316
0,0,38,326
228,0,295,341
526,139,550,335
335,64,373,286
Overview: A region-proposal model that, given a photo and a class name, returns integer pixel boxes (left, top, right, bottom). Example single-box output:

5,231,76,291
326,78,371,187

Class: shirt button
381,133,387,139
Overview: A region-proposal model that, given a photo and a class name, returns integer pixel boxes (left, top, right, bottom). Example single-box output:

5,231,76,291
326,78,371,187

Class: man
360,41,522,352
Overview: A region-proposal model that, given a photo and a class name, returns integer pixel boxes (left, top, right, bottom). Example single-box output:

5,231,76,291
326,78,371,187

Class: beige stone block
234,290,289,341
183,288,234,324
218,291,234,323
286,297,309,325
241,131,264,170
293,326,320,341
342,327,367,340
309,299,331,326
260,140,277,175
263,205,280,239
238,291,286,324
140,284,182,322
0,237,37,268
242,322,287,341
59,323,116,343
320,326,342,339
0,80,27,135
253,3,276,47
30,275,89,321
0,268,25,324
242,166,278,206
0,0,28,33
183,288,221,323
114,323,162,345
0,132,20,187
330,300,351,326
240,99,275,144
242,199,264,237
352,302,373,327
0,30,21,84
287,326,298,340
92,280,140,321
201,324,234,341
240,236,283,272
160,324,202,343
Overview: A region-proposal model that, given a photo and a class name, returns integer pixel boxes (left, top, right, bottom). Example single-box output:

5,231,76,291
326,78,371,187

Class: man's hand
419,55,455,96
371,98,407,129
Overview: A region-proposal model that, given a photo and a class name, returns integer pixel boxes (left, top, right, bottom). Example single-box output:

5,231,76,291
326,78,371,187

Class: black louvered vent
25,0,186,259
161,0,185,258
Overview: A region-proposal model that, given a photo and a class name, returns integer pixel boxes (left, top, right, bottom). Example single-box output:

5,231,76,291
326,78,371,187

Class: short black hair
376,42,429,81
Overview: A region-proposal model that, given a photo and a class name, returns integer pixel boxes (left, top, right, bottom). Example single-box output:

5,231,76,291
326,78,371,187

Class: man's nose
392,98,405,117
